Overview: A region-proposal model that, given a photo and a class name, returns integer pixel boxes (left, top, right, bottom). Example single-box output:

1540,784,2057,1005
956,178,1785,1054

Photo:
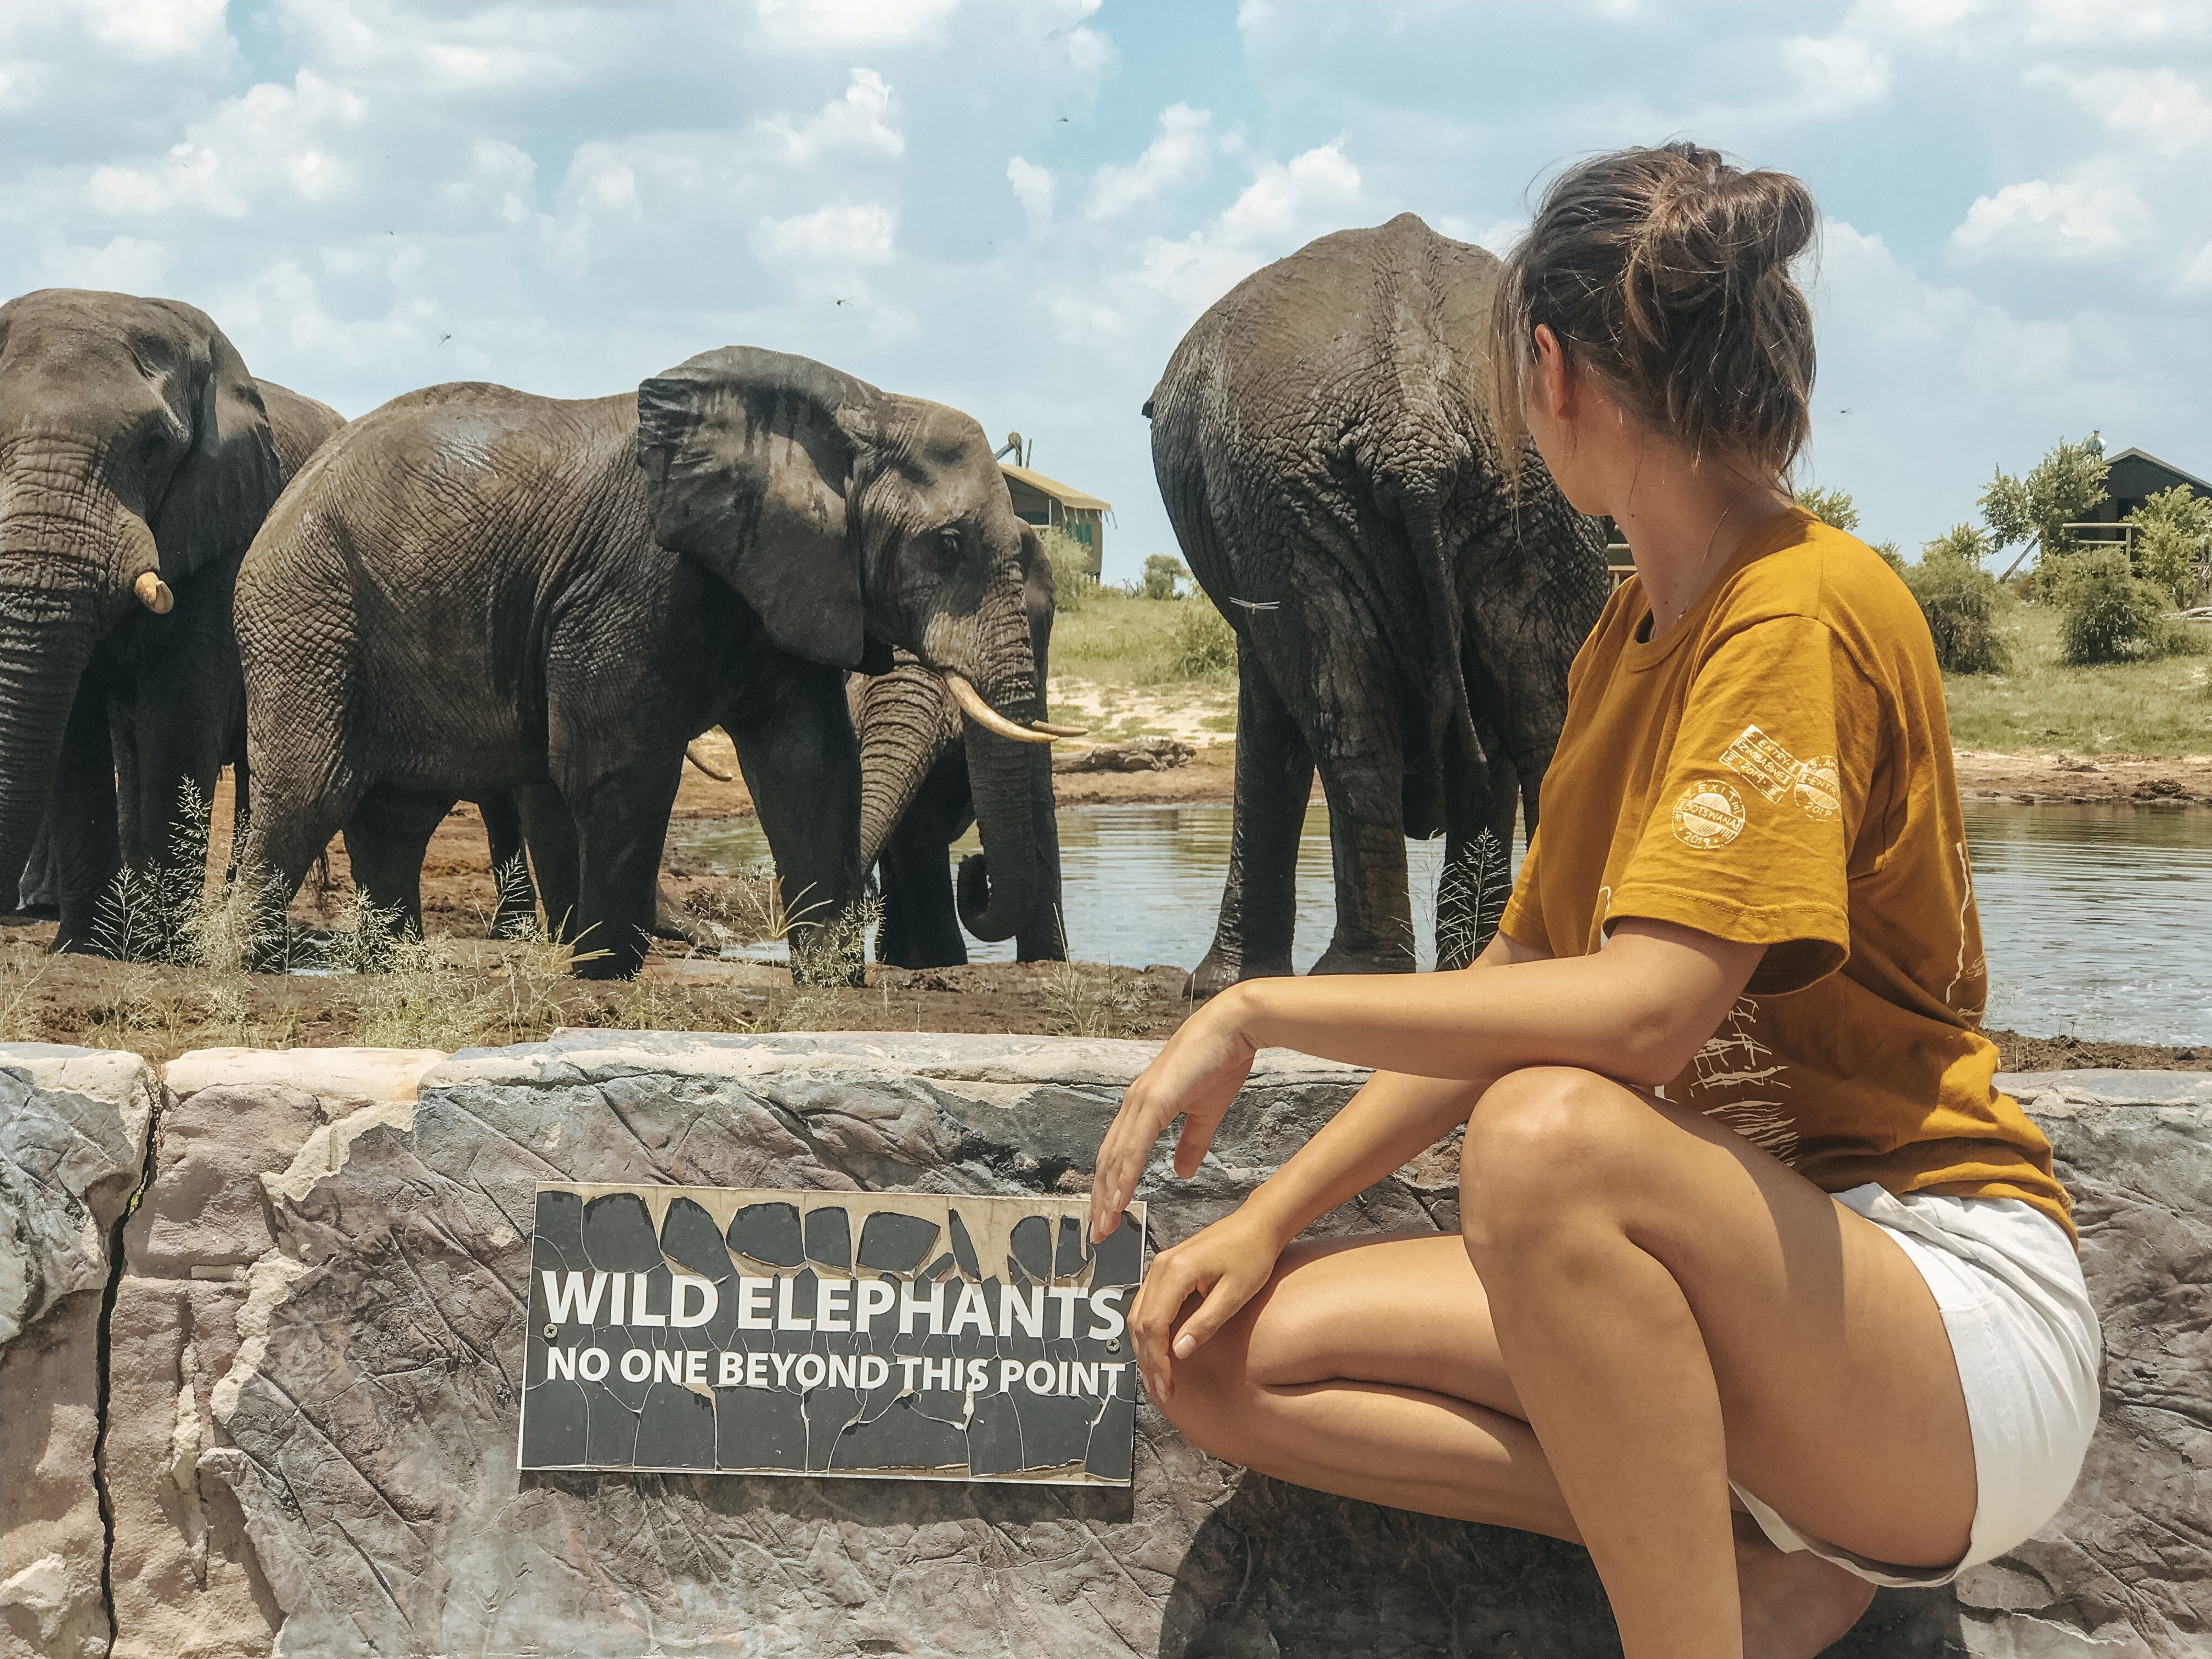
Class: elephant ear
149,304,281,580
635,345,882,670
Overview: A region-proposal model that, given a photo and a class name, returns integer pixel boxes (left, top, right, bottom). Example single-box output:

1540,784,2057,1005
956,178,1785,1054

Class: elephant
234,346,1064,981
1146,213,1608,996
855,524,1069,967
0,287,343,952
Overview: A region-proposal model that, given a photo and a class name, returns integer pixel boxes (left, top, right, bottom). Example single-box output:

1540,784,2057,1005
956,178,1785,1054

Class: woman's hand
1088,986,1259,1244
1127,1206,1284,1400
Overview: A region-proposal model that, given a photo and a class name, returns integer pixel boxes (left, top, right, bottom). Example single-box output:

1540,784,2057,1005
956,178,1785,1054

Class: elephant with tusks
0,287,343,952
233,347,1069,981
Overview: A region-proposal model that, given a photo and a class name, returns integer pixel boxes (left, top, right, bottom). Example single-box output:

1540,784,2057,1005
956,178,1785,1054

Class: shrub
1037,527,1095,612
1904,526,2007,674
1142,554,1188,601
2053,547,2166,665
1872,539,1905,573
2128,484,2212,608
1792,485,1859,533
1169,594,1238,680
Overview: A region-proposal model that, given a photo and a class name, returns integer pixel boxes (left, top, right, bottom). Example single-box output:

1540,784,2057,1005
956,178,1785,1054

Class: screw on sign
517,1185,1147,1483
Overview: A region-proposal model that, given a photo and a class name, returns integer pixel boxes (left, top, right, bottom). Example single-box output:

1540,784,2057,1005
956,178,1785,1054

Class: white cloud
1007,156,1054,224
1950,178,2145,260
2059,67,2212,157
84,72,368,219
1086,104,1214,222
70,0,229,59
753,0,962,50
1137,142,1365,312
752,202,897,269
32,230,172,291
759,68,903,163
1783,33,1891,116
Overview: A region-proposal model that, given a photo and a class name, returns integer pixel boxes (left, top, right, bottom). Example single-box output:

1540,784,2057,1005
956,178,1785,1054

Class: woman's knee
1461,1066,1648,1265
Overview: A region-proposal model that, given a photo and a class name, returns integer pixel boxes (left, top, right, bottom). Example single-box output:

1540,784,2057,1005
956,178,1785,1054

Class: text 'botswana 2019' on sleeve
518,1184,1147,1483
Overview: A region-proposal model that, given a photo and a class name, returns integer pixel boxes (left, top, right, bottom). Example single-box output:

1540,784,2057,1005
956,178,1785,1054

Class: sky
4,0,2207,580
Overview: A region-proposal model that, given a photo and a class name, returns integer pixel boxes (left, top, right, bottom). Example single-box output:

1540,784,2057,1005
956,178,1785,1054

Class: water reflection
676,800,2212,1046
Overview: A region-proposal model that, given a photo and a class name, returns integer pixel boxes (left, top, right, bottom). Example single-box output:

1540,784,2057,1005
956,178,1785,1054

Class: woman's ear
148,304,281,579
636,346,881,670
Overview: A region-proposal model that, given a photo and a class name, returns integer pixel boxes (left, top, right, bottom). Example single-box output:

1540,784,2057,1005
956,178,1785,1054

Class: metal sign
518,1184,1147,1485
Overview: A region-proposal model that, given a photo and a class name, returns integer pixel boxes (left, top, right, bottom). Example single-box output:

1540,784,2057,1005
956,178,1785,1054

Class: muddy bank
1954,748,2212,806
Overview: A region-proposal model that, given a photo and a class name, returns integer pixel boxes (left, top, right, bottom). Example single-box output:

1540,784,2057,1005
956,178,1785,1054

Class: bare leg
1159,1066,1974,1658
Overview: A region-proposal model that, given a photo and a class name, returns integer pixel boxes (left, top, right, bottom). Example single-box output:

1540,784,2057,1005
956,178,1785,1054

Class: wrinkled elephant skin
1147,216,1609,995
0,289,341,953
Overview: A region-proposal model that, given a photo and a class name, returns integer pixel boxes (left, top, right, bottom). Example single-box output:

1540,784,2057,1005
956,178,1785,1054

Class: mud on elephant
854,524,1071,968
1147,214,1608,995
0,287,342,953
234,346,1068,981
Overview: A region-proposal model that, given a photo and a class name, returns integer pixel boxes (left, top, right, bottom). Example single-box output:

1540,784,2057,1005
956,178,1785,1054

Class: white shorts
1731,1183,2102,1588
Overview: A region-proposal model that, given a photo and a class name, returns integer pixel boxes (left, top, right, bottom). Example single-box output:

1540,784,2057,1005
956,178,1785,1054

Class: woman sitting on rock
1087,142,2098,1659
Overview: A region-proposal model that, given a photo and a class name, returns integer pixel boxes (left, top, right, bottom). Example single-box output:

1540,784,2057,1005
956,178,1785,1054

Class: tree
1979,436,2109,575
1904,526,2007,674
1142,554,1189,601
1792,485,1859,533
2126,485,2212,608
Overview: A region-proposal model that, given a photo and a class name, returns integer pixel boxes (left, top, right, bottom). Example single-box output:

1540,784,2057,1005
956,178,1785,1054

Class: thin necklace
1702,478,1761,568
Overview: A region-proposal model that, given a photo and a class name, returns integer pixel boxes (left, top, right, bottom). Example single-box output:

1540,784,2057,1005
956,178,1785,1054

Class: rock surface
5,1042,2208,1657
0,1045,160,1659
103,1047,443,1659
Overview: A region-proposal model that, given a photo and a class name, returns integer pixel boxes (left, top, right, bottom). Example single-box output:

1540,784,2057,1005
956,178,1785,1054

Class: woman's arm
1092,919,1763,1391
1090,917,1762,1244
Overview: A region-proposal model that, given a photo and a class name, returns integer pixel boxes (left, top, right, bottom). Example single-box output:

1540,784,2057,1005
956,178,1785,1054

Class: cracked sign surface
519,1186,1147,1483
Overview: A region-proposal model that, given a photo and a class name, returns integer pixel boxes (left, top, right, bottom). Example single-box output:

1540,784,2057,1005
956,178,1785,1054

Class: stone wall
1,1036,2206,1657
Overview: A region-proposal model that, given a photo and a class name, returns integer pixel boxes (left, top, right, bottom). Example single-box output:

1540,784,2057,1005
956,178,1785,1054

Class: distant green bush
2128,484,2212,608
2054,547,2167,665
1037,527,1096,613
1792,485,1859,533
1872,539,1905,573
1170,595,1238,680
1142,554,1189,601
1905,526,2007,674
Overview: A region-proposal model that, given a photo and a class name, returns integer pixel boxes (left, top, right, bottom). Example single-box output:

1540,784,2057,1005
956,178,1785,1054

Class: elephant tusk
684,739,734,782
133,571,174,615
1029,720,1089,737
942,673,1055,745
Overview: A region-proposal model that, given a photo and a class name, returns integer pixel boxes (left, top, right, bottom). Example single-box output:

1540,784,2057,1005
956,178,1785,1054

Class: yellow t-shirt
1498,508,2072,1242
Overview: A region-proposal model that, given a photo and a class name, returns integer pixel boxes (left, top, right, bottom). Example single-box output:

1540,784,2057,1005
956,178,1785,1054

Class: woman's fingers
1170,1266,1260,1360
1128,1249,1208,1398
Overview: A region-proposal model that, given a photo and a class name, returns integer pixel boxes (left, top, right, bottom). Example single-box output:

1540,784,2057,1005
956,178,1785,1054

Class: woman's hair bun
1492,142,1819,479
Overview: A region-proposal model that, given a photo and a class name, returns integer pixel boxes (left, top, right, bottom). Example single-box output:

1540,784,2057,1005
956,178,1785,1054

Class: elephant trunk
953,668,1051,945
854,662,960,872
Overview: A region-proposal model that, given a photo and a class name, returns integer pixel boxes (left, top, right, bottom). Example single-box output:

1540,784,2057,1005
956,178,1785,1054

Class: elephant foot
1308,941,1417,977
1186,945,1290,1001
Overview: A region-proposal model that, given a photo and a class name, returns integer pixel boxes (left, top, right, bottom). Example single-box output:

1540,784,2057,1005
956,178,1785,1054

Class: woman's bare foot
1735,1514,1877,1658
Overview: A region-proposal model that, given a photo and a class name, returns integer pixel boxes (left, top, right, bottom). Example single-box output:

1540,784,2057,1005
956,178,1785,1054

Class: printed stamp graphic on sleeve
1672,780,1747,848
1720,726,1839,821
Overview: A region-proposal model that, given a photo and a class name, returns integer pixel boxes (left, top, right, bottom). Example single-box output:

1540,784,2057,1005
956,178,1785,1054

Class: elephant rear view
1148,213,1607,994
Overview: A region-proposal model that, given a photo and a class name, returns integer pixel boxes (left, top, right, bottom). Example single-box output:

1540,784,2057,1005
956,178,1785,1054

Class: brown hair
1491,142,1818,479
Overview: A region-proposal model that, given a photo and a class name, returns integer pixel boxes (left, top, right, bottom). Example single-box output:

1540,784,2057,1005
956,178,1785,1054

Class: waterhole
676,800,2212,1047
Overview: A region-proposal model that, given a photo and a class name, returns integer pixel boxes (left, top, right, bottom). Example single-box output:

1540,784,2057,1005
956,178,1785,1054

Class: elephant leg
341,787,455,941
512,785,579,943
1192,653,1313,997
477,793,540,938
878,811,966,968
1309,747,1418,977
567,760,681,981
727,665,864,986
49,670,123,956
16,819,57,919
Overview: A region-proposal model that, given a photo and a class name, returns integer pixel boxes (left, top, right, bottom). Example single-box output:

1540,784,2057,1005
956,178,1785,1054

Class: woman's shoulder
1712,510,1929,657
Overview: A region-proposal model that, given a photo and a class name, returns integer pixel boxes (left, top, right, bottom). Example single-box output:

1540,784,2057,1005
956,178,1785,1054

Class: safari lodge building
1000,462,1111,577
